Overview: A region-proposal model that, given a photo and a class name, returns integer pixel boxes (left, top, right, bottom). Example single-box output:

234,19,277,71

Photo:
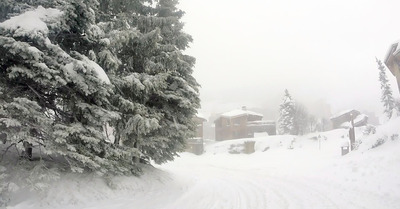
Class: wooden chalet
214,107,276,141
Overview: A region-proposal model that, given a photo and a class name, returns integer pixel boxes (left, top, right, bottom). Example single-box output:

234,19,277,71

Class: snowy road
86,150,399,209
162,165,340,209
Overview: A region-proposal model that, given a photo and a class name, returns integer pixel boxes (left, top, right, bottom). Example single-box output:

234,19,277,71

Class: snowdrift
1,118,400,209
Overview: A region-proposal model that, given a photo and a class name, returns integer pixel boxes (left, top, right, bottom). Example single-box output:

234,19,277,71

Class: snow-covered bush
363,125,376,136
228,144,244,154
353,140,363,150
371,136,387,149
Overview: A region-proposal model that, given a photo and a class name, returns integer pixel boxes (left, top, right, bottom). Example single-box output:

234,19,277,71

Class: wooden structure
330,109,368,129
214,107,276,141
186,114,207,155
384,42,400,94
193,115,207,139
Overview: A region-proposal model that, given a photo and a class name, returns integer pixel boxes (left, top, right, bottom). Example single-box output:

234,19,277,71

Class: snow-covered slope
4,118,400,209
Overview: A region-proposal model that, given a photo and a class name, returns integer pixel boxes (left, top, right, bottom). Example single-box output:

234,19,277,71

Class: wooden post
349,114,355,150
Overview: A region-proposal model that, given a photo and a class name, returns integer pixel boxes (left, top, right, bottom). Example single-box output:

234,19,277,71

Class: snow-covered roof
196,113,207,121
0,6,63,36
384,41,400,76
195,113,207,122
354,114,368,124
221,109,263,118
393,44,400,56
330,109,360,120
385,42,400,61
340,114,368,128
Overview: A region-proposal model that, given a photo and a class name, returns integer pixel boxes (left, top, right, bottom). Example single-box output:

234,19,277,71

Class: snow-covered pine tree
95,0,166,167
278,89,296,135
1,0,200,175
376,58,395,119
138,0,200,163
0,1,136,175
96,0,200,164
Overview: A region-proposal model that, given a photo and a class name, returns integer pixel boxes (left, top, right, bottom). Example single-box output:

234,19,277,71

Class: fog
179,0,400,119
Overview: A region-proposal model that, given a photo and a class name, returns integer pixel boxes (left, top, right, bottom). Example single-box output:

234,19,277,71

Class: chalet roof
195,113,207,122
330,109,360,120
339,114,368,128
220,109,263,119
384,42,400,76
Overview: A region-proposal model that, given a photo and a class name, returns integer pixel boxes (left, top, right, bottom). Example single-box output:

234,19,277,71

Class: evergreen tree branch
0,143,16,162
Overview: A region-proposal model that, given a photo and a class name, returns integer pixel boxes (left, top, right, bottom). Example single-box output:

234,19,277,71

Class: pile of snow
0,6,63,36
82,56,111,84
4,166,185,209
63,54,111,86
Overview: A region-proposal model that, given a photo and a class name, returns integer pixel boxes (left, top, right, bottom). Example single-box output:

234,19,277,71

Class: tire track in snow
82,155,399,209
163,165,341,209
257,175,340,209
163,167,270,209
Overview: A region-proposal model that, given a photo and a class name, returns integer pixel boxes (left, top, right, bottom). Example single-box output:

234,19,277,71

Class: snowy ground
4,118,400,209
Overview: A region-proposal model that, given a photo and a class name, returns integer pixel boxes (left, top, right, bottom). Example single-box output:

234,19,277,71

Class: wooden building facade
214,107,276,141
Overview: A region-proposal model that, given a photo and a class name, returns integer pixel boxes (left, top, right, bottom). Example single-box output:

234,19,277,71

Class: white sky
178,0,400,117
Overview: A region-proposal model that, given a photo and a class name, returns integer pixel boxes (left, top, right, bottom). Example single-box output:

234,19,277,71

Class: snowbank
3,118,400,209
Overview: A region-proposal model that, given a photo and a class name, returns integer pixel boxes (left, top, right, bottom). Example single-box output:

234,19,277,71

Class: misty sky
178,0,400,118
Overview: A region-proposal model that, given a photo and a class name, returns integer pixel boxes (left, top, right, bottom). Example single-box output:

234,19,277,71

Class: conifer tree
96,0,200,164
376,58,395,119
0,1,131,175
140,0,200,163
278,89,295,135
0,0,200,175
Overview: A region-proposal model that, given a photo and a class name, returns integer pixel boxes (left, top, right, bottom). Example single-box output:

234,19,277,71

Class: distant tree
319,117,330,132
308,115,318,133
293,103,310,135
278,89,295,135
376,58,395,119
